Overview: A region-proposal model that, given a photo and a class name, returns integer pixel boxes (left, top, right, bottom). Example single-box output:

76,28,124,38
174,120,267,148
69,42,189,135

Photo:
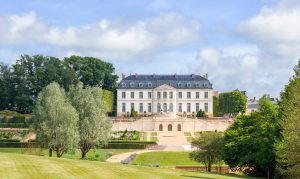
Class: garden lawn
132,151,201,166
0,152,260,179
0,148,136,161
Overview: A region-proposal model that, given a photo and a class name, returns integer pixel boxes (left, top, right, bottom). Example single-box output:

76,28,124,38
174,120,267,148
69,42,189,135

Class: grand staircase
147,131,192,151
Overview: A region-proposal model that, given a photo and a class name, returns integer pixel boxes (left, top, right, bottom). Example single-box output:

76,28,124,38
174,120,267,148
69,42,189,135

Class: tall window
204,103,208,112
187,92,191,99
157,103,161,112
131,103,134,110
179,103,182,112
122,103,126,112
139,92,143,99
196,103,200,112
169,103,173,112
163,92,167,99
196,92,200,99
163,103,167,112
157,92,161,99
204,92,208,99
148,92,152,99
122,92,126,99
148,103,152,112
131,92,134,99
178,92,182,99
187,103,191,112
139,103,143,113
169,92,173,99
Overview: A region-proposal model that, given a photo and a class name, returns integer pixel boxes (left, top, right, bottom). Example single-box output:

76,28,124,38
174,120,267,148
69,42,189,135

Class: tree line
0,55,118,114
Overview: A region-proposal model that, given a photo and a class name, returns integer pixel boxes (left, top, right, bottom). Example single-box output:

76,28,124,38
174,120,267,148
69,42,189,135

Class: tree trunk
82,152,86,159
80,144,90,159
55,147,64,158
49,148,52,157
208,160,211,172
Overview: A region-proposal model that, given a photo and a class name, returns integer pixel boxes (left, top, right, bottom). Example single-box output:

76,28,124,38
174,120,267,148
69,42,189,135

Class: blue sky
1,0,299,98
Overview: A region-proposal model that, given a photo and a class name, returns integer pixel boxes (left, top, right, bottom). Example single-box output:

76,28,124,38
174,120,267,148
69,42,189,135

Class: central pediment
154,84,176,90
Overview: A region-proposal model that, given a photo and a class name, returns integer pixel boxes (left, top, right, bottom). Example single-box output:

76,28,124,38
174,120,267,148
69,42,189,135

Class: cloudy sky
0,0,299,98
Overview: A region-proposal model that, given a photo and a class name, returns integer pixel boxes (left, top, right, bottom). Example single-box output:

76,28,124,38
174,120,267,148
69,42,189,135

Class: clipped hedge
102,90,114,113
11,115,26,123
102,141,157,149
0,139,20,142
103,143,154,149
0,142,39,148
0,123,29,128
108,140,156,144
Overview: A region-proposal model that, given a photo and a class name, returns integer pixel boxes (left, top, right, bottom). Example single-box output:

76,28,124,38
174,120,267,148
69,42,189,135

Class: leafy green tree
33,82,79,158
0,54,118,114
0,63,13,110
196,109,207,118
67,82,111,159
12,60,33,113
64,56,118,91
223,95,280,177
190,132,224,172
219,91,246,117
276,60,300,178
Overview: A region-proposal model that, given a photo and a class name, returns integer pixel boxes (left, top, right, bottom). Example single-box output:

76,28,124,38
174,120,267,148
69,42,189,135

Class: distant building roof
247,103,259,109
118,74,213,89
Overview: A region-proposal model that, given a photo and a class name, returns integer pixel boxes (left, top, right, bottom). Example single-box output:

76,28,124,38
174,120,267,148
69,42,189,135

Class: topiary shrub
196,109,208,118
130,108,138,118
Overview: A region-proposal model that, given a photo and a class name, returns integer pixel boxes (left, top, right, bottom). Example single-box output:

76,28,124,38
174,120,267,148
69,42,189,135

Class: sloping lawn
0,152,260,179
132,151,201,166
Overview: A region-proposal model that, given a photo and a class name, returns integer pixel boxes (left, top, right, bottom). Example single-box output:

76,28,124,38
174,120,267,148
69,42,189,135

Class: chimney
121,73,125,80
191,74,195,79
203,73,208,79
135,73,138,78
253,97,256,102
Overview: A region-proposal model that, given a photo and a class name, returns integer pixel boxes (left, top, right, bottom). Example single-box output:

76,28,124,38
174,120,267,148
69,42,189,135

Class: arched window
177,124,181,131
159,124,163,131
163,103,167,112
169,103,173,112
157,103,161,112
168,124,172,131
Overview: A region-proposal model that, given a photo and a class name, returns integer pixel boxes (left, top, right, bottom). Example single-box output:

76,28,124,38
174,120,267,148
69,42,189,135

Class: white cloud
238,0,300,58
194,46,288,98
228,0,300,97
0,11,201,60
196,48,221,66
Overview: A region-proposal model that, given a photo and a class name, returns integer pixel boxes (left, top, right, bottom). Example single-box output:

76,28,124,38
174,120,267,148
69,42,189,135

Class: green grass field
0,148,136,161
132,151,201,166
0,152,260,179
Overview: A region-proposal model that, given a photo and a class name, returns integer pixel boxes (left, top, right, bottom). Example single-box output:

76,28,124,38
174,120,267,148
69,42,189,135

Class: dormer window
122,83,126,87
178,83,182,87
130,82,134,87
139,83,143,87
187,83,191,87
148,82,152,87
196,83,200,87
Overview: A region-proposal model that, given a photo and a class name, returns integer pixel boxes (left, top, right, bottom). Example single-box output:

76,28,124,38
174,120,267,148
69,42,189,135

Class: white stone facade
117,84,214,117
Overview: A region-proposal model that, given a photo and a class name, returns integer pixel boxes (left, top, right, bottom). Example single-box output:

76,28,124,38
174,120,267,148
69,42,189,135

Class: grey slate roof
118,74,213,89
247,103,259,109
